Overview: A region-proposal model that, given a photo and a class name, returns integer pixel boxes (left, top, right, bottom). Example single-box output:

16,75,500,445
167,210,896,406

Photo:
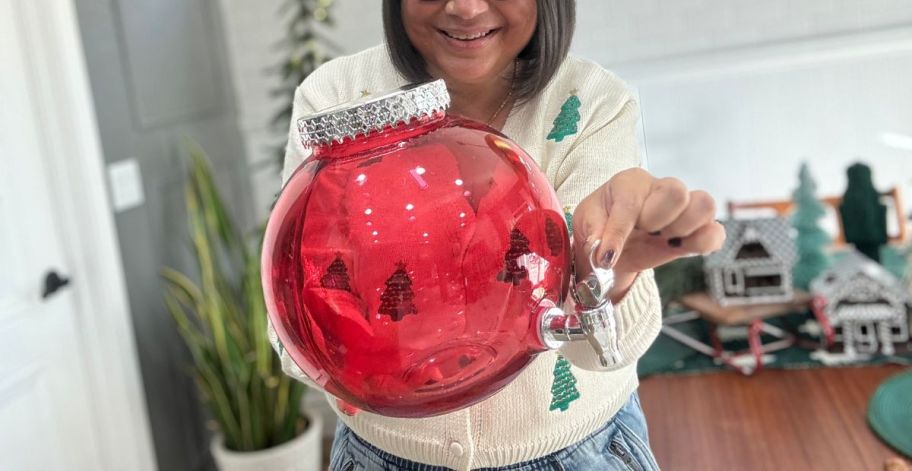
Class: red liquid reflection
262,114,570,417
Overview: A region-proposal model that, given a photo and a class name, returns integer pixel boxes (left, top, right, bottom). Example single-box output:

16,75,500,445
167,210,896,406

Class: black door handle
42,270,71,300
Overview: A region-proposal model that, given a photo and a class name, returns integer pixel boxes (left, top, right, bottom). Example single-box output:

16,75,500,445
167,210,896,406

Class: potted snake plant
162,145,321,470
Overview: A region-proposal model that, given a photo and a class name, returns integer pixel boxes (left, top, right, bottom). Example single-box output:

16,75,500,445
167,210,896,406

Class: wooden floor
639,365,909,471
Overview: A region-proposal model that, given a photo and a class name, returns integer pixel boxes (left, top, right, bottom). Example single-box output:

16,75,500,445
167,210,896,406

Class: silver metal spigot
574,241,623,367
537,241,623,368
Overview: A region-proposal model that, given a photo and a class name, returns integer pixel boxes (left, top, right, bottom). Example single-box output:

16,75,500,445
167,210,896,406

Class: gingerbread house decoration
704,218,797,306
810,250,910,356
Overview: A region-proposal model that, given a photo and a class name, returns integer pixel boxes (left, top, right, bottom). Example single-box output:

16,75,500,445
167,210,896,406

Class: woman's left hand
572,168,726,303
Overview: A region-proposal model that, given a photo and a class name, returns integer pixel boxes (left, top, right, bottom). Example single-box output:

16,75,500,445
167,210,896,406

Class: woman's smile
438,27,501,50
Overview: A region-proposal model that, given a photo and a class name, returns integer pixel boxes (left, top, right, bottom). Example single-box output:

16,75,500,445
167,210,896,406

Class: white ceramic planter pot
211,412,323,471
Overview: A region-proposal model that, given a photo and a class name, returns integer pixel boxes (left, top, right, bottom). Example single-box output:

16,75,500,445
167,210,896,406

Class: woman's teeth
444,30,493,41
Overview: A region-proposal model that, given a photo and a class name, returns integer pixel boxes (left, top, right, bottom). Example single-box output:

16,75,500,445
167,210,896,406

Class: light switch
107,158,145,212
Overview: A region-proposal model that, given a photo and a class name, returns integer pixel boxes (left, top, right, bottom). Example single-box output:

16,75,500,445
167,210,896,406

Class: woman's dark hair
382,0,576,104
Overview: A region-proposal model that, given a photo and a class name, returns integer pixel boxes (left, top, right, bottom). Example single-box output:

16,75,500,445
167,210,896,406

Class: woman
279,1,725,469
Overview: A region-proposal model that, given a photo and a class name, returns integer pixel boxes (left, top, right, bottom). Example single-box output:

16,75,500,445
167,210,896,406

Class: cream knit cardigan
278,45,662,471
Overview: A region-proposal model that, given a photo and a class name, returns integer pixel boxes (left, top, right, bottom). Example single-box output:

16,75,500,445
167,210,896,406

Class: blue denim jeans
329,392,660,471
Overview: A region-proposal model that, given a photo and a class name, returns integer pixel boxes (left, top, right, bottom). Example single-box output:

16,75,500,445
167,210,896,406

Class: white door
0,1,104,469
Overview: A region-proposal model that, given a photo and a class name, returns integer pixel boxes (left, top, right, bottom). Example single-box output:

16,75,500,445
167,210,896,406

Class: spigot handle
573,241,623,368
572,240,614,307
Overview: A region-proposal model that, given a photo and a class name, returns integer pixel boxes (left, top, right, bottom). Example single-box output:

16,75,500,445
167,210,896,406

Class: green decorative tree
547,94,581,142
497,228,532,285
839,163,888,263
272,0,336,164
791,163,831,289
378,262,418,321
320,252,351,291
548,355,580,412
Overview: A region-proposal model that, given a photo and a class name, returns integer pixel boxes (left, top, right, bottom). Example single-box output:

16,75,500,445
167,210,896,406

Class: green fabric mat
868,370,912,459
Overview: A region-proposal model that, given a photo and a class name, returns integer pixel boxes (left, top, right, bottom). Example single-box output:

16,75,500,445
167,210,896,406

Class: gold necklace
487,63,517,126
487,89,513,126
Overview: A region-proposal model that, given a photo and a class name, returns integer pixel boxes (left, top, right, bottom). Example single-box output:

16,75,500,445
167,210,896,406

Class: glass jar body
263,115,570,417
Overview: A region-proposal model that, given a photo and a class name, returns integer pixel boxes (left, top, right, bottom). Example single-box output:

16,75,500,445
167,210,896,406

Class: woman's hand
572,168,726,303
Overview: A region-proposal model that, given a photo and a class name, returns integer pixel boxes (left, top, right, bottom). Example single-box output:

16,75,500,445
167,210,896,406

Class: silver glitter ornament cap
297,80,450,147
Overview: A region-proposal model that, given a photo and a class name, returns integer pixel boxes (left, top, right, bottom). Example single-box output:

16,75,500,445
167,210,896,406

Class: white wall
574,0,912,64
621,31,912,224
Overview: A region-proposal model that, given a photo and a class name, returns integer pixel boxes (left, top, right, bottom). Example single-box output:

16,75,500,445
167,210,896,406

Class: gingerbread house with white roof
810,250,910,356
704,218,797,306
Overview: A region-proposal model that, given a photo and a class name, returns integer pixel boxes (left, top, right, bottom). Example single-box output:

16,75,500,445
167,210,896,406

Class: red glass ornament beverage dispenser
263,81,621,418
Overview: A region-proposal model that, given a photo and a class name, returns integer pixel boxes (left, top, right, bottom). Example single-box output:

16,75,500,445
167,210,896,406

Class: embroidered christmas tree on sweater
547,94,581,142
563,206,574,237
549,355,580,412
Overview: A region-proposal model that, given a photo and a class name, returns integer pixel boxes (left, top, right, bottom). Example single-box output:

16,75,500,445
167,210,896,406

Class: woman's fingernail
668,237,683,248
600,249,616,268
648,231,661,236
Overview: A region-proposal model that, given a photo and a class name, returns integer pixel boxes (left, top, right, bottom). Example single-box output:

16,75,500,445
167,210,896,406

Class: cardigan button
449,441,465,457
